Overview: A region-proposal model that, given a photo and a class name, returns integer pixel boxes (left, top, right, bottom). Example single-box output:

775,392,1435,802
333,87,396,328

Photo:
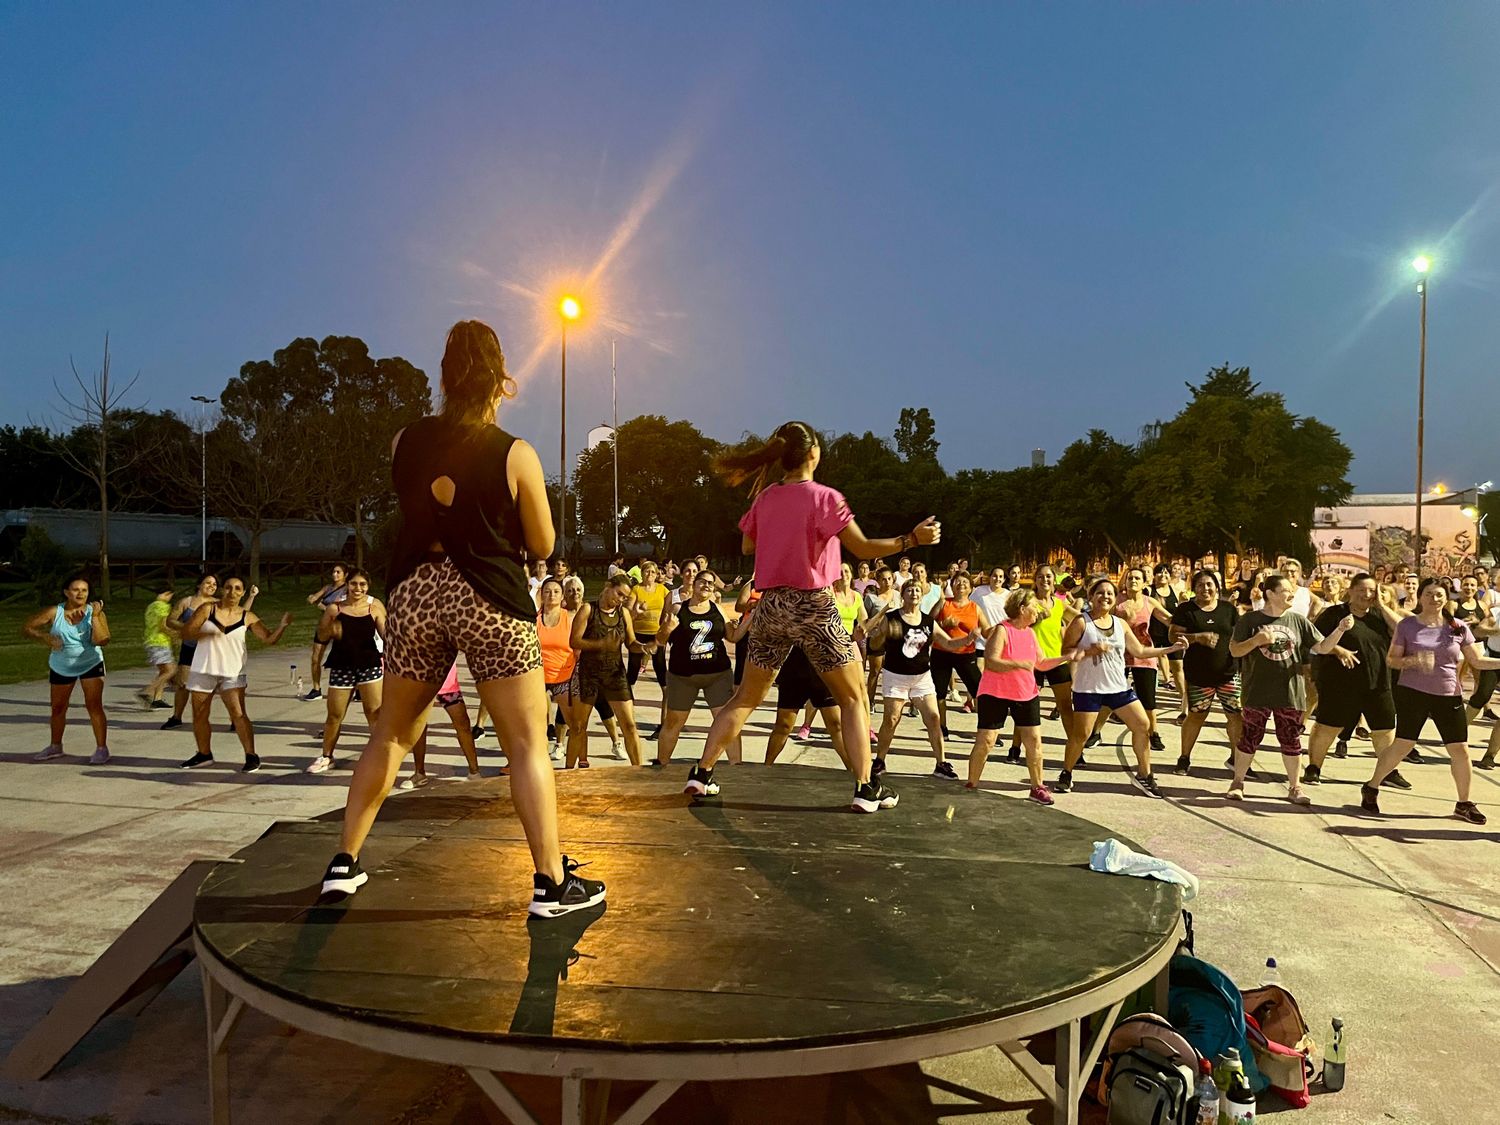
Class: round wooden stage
194,764,1183,1124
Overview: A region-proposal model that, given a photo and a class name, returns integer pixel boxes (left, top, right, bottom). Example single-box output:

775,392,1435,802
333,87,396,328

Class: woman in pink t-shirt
683,420,940,813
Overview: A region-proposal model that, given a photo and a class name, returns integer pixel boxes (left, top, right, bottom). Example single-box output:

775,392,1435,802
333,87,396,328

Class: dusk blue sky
4,3,1498,494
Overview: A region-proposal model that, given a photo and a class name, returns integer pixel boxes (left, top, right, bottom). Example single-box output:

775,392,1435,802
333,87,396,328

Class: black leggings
930,650,981,699
1128,667,1158,712
555,700,613,725
627,644,667,688
1469,669,1498,711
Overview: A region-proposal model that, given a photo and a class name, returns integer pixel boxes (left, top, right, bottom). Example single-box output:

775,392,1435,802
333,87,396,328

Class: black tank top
883,612,936,676
668,602,729,677
325,611,381,669
389,416,535,620
579,600,626,673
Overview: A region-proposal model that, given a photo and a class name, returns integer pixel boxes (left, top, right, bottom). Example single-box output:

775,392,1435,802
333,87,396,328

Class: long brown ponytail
713,420,819,497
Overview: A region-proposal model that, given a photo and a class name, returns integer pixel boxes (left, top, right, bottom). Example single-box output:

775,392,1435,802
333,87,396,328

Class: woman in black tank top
304,570,386,775
652,570,740,768
565,573,645,767
323,320,605,920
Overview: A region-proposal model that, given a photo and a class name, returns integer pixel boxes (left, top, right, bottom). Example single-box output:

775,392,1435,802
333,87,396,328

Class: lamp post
190,395,216,565
558,297,581,559
611,338,619,557
1412,256,1431,575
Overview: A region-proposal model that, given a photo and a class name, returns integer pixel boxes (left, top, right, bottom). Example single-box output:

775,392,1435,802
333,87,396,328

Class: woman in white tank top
1055,577,1184,799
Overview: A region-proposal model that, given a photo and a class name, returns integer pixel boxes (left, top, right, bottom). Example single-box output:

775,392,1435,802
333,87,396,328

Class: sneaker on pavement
1173,755,1192,776
1333,740,1349,758
151,699,171,710
611,740,626,760
1148,732,1165,753
1382,770,1413,790
1286,785,1311,806
471,724,486,740
851,780,899,813
321,852,368,896
1007,745,1022,764
868,730,879,744
89,747,110,766
1476,754,1497,771
1084,733,1102,750
241,754,261,774
1301,763,1322,786
303,688,323,702
684,764,719,797
1454,801,1487,825
644,725,660,741
795,724,812,741
1029,784,1055,806
549,742,563,761
1405,748,1424,764
398,773,431,790
1360,783,1381,815
1225,784,1245,802
305,755,333,774
1130,771,1164,799
180,752,214,769
933,761,959,781
529,855,607,918
870,757,887,779
463,770,481,781
33,744,64,762
1053,768,1073,793
160,715,184,730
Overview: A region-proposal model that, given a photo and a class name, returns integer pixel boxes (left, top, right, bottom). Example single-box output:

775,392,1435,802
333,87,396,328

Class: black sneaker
1333,740,1349,759
321,852,368,896
1301,763,1322,786
683,764,719,797
940,726,952,741
529,856,606,918
1084,733,1102,750
1149,732,1165,753
645,725,661,741
1405,748,1424,765
1476,754,1497,771
161,716,183,730
851,780,899,813
1053,768,1074,793
241,754,261,774
180,752,214,769
471,724,486,740
303,688,322,702
1382,770,1413,790
647,759,665,769
1359,783,1381,815
151,699,170,710
1007,744,1022,764
1130,772,1164,799
1173,755,1192,775
1454,801,1488,825
933,761,959,781
870,757,887,779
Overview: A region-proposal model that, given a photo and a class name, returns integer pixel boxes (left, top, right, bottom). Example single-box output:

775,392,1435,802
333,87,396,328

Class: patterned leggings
1237,705,1304,758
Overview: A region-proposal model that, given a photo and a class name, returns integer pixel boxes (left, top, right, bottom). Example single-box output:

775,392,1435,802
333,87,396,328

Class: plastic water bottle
296,676,305,696
1194,1059,1219,1125
1323,1017,1347,1092
289,664,297,684
1259,957,1281,987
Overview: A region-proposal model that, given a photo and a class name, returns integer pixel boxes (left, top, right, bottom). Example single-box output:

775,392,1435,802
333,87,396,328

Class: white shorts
187,670,248,694
882,669,937,702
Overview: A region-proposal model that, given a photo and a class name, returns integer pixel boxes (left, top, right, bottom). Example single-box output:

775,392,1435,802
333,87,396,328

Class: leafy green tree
1127,365,1352,569
893,406,941,466
1041,430,1157,569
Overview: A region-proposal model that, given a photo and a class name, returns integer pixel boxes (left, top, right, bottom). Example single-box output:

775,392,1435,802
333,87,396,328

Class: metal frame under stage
196,916,1180,1125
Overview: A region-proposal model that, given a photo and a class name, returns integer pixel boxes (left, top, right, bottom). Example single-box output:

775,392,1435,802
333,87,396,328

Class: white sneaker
462,770,480,781
89,747,110,765
33,745,64,762
549,741,563,761
398,773,430,790
610,741,624,760
304,756,333,775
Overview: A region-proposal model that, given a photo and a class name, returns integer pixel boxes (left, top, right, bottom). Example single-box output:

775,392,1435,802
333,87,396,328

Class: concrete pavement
1,649,1497,1123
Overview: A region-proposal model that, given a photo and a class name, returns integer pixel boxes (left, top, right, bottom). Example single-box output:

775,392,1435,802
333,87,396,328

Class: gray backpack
1106,1046,1193,1125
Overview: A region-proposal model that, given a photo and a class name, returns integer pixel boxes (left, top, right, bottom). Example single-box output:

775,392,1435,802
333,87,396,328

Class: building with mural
1312,492,1484,579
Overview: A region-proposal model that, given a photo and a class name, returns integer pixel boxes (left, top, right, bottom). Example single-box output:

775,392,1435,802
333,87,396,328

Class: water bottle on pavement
1323,1017,1346,1092
1214,1049,1246,1124
1194,1059,1219,1124
289,664,297,684
1259,957,1281,987
296,676,305,696
1224,1064,1256,1124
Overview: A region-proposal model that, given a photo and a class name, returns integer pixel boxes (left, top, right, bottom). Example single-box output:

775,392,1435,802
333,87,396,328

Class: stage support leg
202,964,244,1125
998,997,1124,1125
467,1068,543,1125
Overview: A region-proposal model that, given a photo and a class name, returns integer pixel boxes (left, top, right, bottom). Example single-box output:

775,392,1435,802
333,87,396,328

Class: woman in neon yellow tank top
1027,563,1082,747
627,561,670,738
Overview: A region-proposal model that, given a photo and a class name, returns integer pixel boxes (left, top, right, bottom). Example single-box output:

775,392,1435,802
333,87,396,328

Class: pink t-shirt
739,480,853,591
978,621,1041,702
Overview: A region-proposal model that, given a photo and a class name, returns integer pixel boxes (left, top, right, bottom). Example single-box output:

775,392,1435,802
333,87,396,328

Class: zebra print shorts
745,586,858,675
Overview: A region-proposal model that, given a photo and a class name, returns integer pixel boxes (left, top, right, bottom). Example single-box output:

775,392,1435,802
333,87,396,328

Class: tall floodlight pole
1412,255,1431,574
612,338,619,557
190,395,216,564
559,297,581,558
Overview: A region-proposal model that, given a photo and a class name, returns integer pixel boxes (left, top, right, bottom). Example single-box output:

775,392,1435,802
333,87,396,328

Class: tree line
9,348,1364,590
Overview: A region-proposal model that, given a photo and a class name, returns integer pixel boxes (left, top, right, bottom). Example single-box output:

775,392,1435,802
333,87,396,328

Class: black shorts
49,662,105,686
1393,684,1467,745
930,649,980,697
1128,667,1158,712
976,694,1042,730
776,650,834,712
1034,663,1072,687
1314,684,1397,732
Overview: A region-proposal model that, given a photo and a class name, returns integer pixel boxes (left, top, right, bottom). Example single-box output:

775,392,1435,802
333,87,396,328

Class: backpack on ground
1242,984,1317,1108
1167,953,1268,1094
1101,1012,1199,1124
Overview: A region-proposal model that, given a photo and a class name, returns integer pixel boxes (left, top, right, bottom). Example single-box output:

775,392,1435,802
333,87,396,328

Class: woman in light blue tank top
23,574,112,764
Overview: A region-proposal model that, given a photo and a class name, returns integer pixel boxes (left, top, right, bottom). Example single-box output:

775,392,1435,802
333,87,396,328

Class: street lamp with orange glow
558,296,581,558
1412,256,1431,572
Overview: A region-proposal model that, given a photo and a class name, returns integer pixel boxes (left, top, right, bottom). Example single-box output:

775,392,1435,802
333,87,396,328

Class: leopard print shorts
746,585,858,674
384,558,540,684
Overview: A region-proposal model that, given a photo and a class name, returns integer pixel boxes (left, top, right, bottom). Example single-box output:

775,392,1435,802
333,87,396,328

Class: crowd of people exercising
22,317,1500,916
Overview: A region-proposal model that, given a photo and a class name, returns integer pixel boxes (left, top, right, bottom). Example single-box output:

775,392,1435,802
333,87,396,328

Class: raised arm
248,611,293,645
89,602,110,646
838,516,940,562
182,603,214,643
1309,616,1352,657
